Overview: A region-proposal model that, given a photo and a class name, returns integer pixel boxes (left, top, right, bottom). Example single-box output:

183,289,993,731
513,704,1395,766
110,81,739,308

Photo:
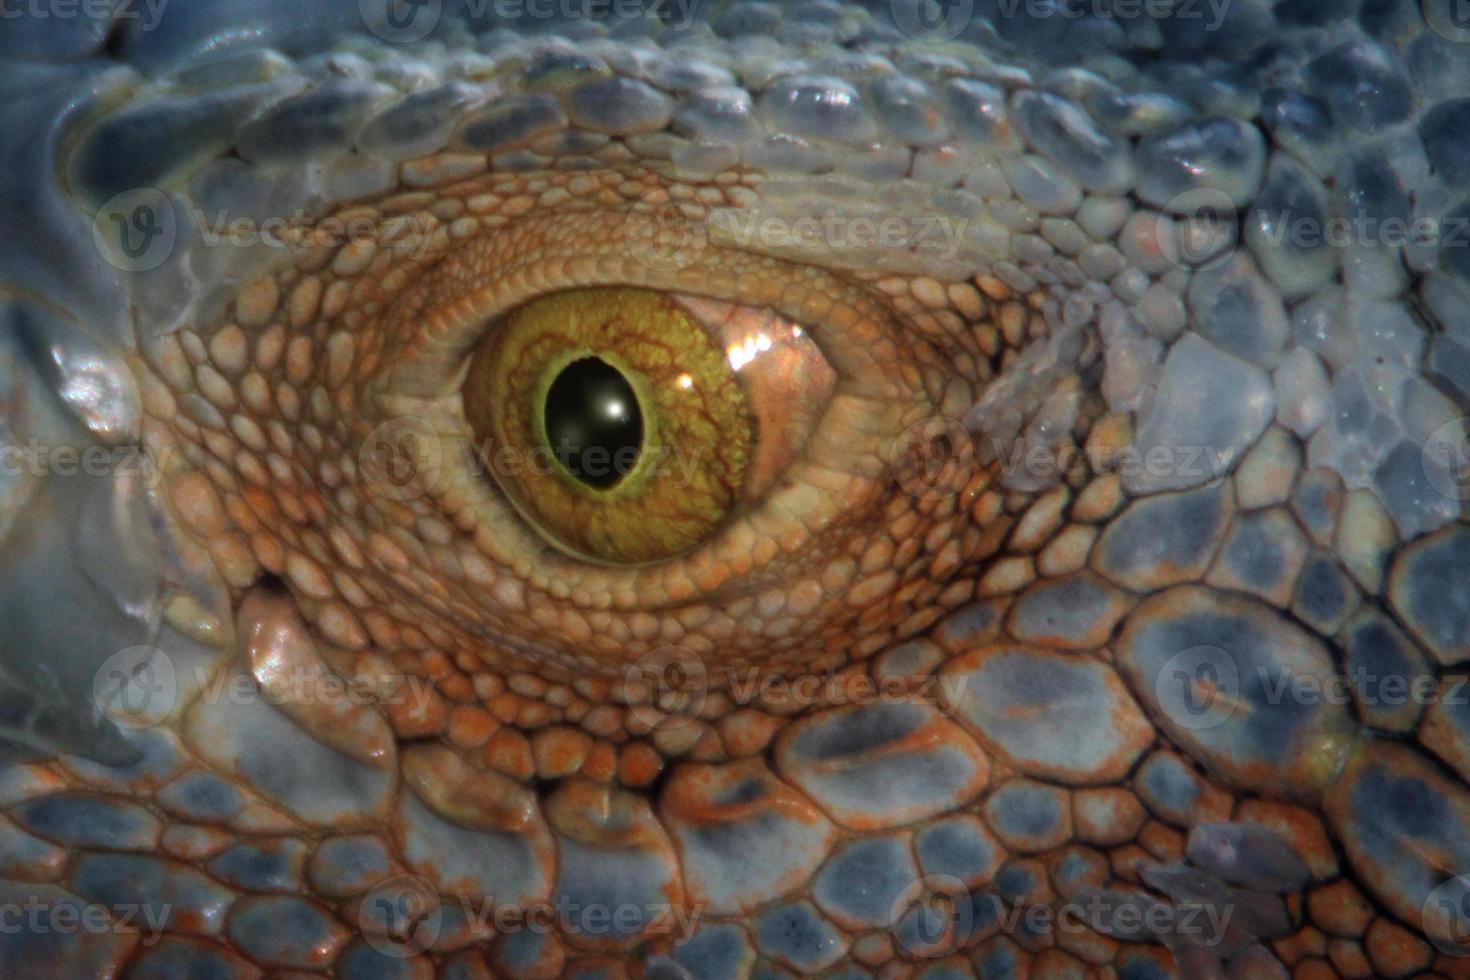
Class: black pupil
543,357,643,489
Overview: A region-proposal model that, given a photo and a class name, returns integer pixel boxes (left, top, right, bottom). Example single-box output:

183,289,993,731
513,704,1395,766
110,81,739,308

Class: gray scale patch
358,83,481,160
338,940,429,980
1094,481,1234,591
774,701,985,828
126,937,256,980
1006,572,1126,649
938,78,1014,149
0,881,137,976
1206,507,1306,605
672,87,762,143
71,85,295,207
1186,253,1290,369
753,901,847,974
155,770,246,823
1258,89,1335,173
1246,154,1338,299
943,648,1149,784
1341,607,1431,733
225,894,344,969
72,853,236,937
1011,90,1133,194
207,839,309,893
1273,346,1332,438
757,75,876,144
1303,40,1412,131
982,780,1069,853
1389,524,1470,667
868,75,949,146
235,81,393,163
566,77,673,135
1001,155,1081,216
1135,752,1204,826
396,792,550,910
1291,551,1361,636
183,673,395,826
1374,439,1462,539
14,793,160,850
457,94,568,152
1124,334,1274,494
307,835,394,898
1136,118,1267,210
661,924,755,980
1291,468,1345,546
914,815,1003,886
812,835,918,930
1185,823,1312,894
1116,587,1358,800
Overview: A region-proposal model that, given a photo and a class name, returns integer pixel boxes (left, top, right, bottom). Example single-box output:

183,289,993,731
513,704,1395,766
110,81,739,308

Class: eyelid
351,184,942,602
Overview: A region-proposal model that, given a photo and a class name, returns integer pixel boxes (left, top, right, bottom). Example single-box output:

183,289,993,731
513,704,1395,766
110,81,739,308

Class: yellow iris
464,288,753,564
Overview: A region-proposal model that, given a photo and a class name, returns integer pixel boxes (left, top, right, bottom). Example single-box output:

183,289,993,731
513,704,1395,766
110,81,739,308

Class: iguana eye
462,286,834,564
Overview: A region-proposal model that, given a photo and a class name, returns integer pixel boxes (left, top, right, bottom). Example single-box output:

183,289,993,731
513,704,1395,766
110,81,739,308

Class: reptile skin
3,0,1470,976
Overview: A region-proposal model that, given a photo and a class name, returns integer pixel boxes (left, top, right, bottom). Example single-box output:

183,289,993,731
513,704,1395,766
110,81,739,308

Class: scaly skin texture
3,1,1470,977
